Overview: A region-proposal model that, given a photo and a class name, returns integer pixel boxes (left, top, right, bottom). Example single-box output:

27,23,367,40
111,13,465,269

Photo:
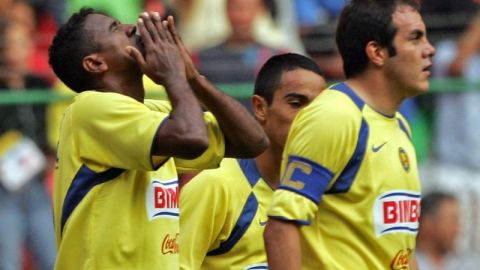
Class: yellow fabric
53,91,224,270
268,84,421,269
47,77,166,151
180,158,271,270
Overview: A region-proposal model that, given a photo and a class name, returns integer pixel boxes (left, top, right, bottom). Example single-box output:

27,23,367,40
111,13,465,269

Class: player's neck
345,75,403,117
255,147,282,189
101,75,145,102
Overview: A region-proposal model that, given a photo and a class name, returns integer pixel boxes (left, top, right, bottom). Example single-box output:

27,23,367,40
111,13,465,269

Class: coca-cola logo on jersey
162,233,179,254
390,248,412,270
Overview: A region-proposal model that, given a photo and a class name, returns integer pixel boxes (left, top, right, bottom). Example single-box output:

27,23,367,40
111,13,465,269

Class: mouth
422,64,432,76
134,28,146,56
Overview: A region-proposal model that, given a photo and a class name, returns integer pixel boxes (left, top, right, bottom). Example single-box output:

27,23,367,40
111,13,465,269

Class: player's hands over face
126,12,186,85
164,16,200,80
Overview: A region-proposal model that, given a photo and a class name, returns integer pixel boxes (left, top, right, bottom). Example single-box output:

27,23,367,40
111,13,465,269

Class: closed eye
109,20,120,32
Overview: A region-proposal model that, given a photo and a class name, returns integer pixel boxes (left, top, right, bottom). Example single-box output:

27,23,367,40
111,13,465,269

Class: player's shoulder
73,91,142,111
144,99,172,113
310,85,363,113
294,88,363,131
71,91,146,120
193,158,244,184
184,158,250,193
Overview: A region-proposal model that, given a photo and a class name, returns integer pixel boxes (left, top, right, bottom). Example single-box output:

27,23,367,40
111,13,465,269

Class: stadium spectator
48,9,267,269
171,0,299,53
421,8,480,259
180,53,326,269
0,18,56,270
264,0,435,269
429,10,480,173
193,0,287,85
416,192,461,270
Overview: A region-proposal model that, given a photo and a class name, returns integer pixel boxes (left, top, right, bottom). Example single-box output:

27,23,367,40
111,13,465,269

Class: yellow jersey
53,91,224,270
180,158,271,270
268,82,421,270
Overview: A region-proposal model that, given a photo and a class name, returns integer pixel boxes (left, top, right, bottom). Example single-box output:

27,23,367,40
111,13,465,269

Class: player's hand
164,15,200,81
126,12,186,85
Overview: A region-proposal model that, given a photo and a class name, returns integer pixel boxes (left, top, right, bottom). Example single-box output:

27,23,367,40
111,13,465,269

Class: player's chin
413,81,430,95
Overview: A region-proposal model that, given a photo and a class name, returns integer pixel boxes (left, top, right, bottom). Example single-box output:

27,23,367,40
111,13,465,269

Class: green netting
1,79,479,105
1,78,477,163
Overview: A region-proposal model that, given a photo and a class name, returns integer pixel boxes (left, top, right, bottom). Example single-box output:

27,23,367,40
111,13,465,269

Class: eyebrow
284,93,308,100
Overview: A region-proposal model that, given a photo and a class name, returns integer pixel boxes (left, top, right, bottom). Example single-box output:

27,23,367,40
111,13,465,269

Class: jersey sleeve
73,92,168,171
268,93,362,224
180,169,229,270
174,112,225,172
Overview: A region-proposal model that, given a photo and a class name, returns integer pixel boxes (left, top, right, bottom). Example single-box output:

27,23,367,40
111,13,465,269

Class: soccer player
264,0,436,269
179,53,326,270
48,9,268,270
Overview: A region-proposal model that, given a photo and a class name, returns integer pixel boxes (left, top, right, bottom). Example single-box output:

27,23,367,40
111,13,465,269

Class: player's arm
129,12,208,159
165,16,269,158
264,219,301,270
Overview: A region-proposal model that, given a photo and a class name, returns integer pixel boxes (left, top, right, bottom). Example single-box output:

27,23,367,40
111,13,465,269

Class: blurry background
1,0,480,269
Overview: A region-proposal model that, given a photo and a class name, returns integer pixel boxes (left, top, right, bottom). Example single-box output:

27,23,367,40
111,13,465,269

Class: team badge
398,147,410,172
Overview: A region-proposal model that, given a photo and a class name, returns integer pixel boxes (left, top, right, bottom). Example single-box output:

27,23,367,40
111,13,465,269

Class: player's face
83,13,142,73
263,68,326,151
384,5,435,97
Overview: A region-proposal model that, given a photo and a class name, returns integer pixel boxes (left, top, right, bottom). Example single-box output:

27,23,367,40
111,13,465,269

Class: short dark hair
420,191,457,220
254,53,323,105
49,8,100,93
336,0,420,78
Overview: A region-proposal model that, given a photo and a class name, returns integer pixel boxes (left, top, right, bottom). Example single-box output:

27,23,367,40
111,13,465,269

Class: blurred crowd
1,0,480,269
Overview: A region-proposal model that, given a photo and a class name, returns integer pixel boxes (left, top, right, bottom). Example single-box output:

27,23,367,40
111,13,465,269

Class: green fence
1,78,479,162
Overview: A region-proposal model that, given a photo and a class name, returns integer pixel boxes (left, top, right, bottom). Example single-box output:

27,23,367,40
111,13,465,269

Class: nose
424,40,436,58
123,24,137,37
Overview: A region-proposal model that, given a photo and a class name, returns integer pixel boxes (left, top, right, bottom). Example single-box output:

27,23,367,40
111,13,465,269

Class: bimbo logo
162,233,179,254
146,179,179,220
373,190,420,237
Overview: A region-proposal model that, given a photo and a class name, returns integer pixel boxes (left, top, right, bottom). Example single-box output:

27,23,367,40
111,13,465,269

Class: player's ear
365,41,386,67
251,95,268,125
82,53,108,73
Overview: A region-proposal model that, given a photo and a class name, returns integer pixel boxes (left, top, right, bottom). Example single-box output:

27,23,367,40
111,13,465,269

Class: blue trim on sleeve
278,155,333,204
267,215,311,226
237,159,262,187
150,116,170,170
61,165,125,233
326,119,369,194
330,82,365,110
207,192,259,256
397,118,412,141
325,119,369,194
